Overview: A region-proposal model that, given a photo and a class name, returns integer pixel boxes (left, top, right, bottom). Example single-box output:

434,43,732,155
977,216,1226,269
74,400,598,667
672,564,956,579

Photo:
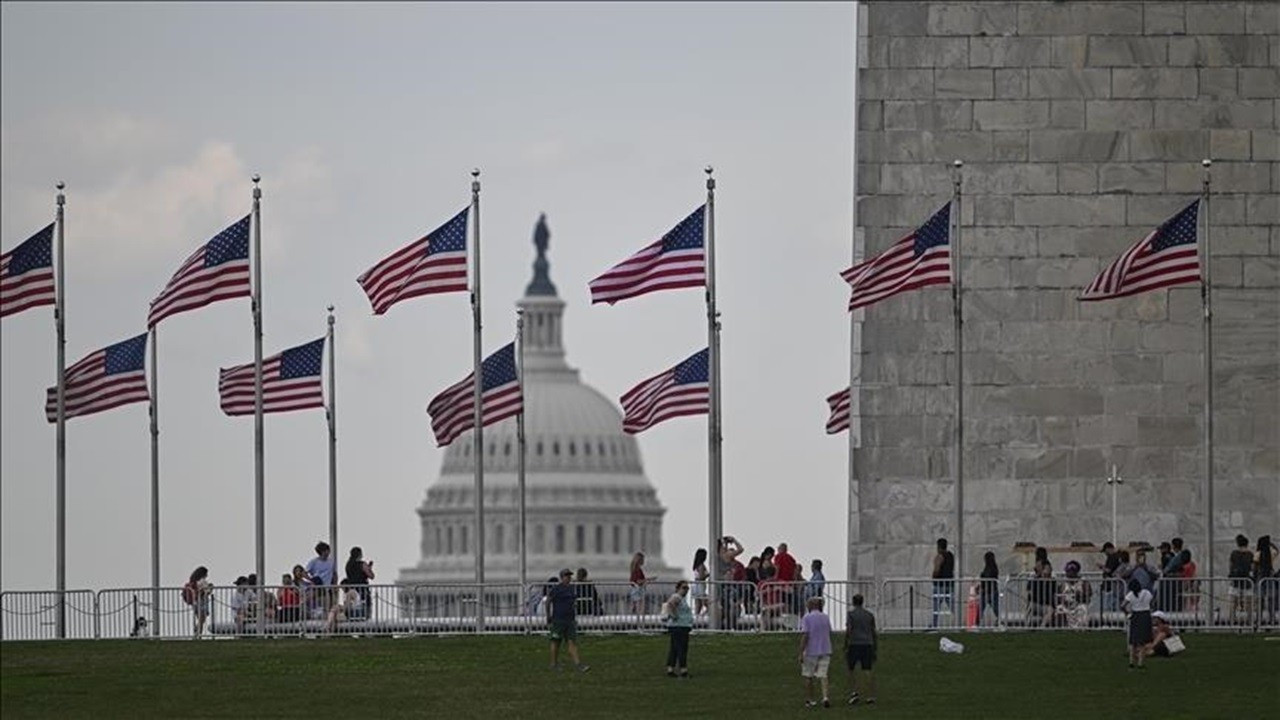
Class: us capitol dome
399,215,681,587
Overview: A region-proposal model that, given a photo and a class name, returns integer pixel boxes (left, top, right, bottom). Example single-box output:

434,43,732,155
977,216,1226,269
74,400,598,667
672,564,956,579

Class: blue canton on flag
1,222,57,318
426,209,469,256
7,224,54,275
913,202,950,256
280,338,326,379
104,334,149,374
1150,202,1198,252
661,208,705,253
204,216,251,266
480,343,519,391
673,348,710,384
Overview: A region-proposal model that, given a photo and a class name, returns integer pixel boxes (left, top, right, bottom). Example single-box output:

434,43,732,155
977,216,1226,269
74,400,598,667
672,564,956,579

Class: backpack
181,581,196,606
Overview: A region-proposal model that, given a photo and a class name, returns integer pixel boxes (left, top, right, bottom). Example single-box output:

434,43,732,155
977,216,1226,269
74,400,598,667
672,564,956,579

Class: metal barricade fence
96,587,191,639
2,578,1273,640
1218,576,1258,629
1257,577,1279,631
1,590,98,641
879,578,970,631
728,580,876,633
404,583,527,634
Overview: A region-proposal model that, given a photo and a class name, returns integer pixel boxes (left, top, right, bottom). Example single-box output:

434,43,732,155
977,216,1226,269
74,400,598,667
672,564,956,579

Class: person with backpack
183,566,212,637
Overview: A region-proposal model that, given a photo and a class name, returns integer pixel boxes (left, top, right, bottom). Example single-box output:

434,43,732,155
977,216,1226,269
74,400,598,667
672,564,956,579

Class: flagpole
1201,159,1215,597
516,309,527,615
848,2,862,584
951,160,965,576
470,168,486,632
251,174,265,619
149,326,160,637
705,166,723,630
327,305,338,561
54,181,67,639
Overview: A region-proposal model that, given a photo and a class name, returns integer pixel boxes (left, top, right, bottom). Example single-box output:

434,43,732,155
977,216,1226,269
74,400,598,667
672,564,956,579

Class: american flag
1,223,56,318
842,202,952,311
1080,201,1200,301
589,205,705,305
44,333,149,422
358,207,469,315
148,215,251,327
218,337,326,416
620,348,709,434
427,342,522,447
826,388,850,434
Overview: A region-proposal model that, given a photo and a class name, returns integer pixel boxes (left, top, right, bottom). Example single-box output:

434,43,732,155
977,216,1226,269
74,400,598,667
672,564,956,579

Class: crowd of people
709,536,828,630
925,533,1280,630
181,542,376,636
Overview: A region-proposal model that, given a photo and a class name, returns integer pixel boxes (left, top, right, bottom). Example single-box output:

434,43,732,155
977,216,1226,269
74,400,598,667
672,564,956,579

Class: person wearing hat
1145,611,1183,658
546,569,589,672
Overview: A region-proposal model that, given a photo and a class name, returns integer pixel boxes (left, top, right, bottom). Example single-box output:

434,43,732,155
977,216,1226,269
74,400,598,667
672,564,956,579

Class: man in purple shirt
798,596,833,708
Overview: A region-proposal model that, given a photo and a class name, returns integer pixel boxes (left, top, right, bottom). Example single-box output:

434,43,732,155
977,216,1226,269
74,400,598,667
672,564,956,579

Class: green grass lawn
3,632,1277,719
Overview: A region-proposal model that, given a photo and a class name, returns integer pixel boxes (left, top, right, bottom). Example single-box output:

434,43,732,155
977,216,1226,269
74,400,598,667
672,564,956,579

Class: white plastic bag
939,636,965,654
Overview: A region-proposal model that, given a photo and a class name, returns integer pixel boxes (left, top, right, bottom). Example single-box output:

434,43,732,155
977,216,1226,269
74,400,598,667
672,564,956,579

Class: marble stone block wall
853,1,1278,581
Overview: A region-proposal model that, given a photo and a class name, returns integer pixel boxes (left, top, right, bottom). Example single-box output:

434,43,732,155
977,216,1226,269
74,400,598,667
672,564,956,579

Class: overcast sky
1,2,856,591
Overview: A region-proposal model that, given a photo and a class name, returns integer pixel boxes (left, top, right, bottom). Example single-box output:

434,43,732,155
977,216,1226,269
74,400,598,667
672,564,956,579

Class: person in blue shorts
547,568,589,672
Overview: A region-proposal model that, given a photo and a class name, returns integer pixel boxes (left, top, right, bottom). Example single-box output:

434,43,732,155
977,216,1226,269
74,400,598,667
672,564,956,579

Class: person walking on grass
663,580,694,678
547,569,588,673
798,596,833,708
1122,578,1154,670
844,593,878,706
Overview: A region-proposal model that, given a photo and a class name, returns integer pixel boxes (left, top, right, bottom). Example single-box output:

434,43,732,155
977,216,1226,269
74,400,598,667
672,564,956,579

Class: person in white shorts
798,596,833,708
